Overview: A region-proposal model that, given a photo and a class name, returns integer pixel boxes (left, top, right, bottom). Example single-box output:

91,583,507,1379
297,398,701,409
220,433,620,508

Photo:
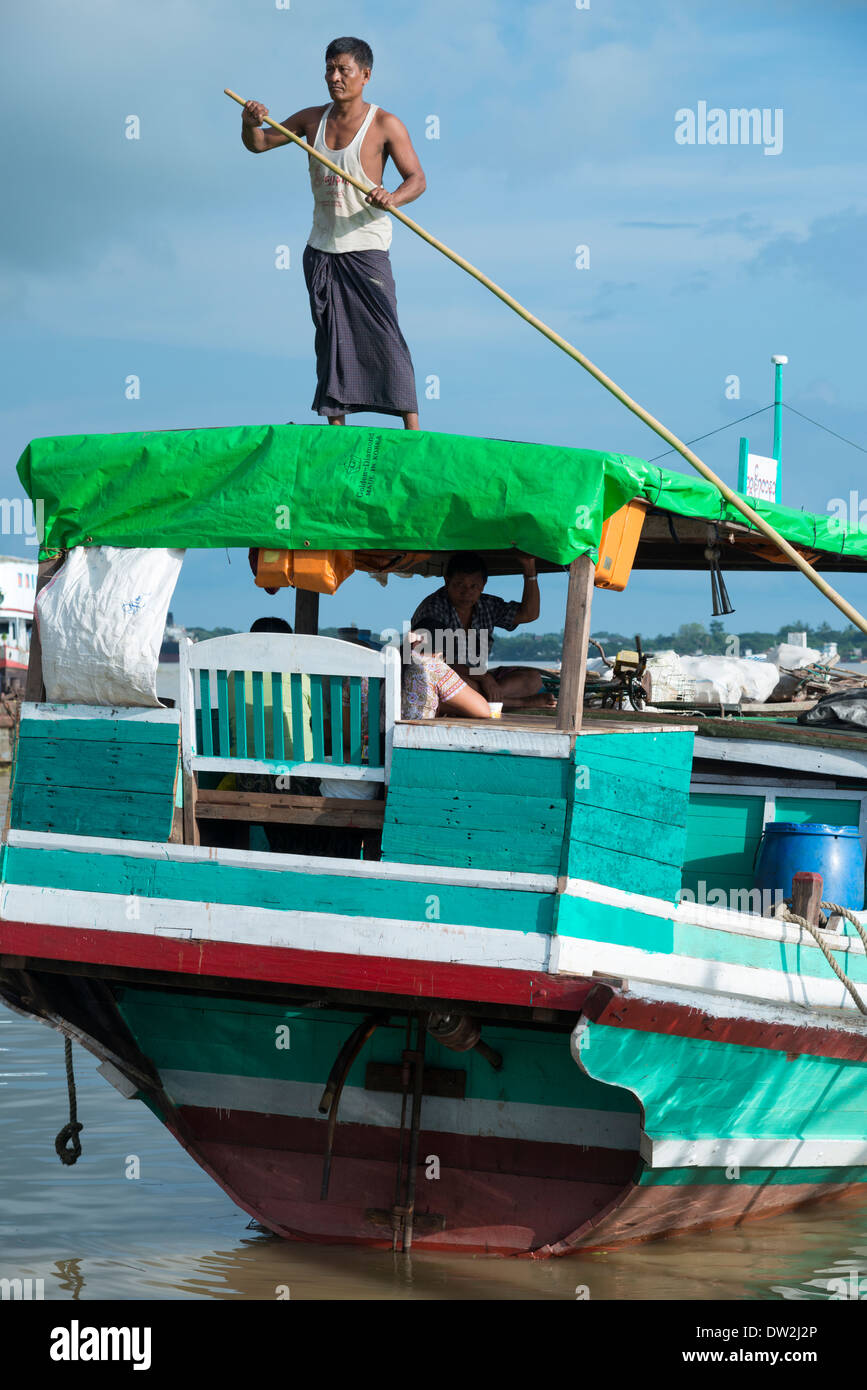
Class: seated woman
410,551,555,710
402,645,493,720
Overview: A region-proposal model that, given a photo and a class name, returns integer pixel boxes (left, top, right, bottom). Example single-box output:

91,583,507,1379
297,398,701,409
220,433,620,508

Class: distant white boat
0,554,37,694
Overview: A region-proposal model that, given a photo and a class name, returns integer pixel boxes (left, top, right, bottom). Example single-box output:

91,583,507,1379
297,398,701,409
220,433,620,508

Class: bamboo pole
226,88,867,637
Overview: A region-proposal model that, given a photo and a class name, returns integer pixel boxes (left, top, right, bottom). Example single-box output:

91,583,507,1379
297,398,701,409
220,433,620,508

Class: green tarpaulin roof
16,422,864,566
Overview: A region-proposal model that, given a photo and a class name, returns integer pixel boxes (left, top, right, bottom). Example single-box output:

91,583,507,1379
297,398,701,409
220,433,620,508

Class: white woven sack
38,546,184,706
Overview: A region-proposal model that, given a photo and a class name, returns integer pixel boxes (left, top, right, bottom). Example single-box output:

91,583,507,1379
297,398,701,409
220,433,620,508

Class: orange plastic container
254,548,356,595
255,549,294,588
594,499,648,590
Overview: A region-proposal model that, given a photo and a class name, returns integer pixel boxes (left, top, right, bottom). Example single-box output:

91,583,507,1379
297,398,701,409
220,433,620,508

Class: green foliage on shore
182,620,863,662
492,619,864,660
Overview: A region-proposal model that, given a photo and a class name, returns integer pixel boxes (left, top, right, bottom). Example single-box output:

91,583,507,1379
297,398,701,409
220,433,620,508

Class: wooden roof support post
295,589,320,636
557,554,595,734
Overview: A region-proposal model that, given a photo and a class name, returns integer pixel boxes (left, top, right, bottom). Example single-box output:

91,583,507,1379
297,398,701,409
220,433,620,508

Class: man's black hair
445,552,488,584
250,616,293,634
325,37,373,71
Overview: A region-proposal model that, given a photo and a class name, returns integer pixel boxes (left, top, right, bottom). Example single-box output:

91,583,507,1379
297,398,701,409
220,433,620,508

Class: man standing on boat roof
241,36,425,429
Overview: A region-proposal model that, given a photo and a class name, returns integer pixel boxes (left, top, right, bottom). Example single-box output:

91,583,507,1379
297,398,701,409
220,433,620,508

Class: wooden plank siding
563,730,694,903
381,731,695,894
380,747,571,874
10,711,180,842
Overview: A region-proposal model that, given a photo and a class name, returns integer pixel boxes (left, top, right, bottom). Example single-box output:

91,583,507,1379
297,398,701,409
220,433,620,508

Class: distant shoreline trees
184,620,863,662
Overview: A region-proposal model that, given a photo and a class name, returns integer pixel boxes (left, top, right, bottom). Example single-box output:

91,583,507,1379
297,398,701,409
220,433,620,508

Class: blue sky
2,0,866,642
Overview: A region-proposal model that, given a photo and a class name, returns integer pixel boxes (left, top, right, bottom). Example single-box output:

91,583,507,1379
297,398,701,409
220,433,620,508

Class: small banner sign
744,452,778,503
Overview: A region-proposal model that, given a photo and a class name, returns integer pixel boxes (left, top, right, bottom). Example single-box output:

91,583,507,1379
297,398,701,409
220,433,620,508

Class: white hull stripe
158,1069,641,1150
0,884,553,974
571,979,867,1039
551,932,866,1014
564,875,867,958
640,1134,867,1170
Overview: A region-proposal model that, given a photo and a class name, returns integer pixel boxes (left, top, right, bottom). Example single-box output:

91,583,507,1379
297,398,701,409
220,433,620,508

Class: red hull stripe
178,1104,639,1185
167,1113,628,1254
167,1105,861,1256
583,983,867,1062
0,919,592,1011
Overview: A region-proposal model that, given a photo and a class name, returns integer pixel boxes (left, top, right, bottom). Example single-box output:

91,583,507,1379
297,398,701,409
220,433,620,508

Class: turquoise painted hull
3,708,867,1250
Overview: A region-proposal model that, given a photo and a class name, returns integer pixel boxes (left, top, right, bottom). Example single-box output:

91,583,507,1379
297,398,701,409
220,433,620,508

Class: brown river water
2,1009,866,1302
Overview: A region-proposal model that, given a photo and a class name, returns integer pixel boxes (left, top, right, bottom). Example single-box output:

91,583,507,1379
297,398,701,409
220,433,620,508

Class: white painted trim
20,702,180,725
3,827,558,893
695,734,867,780
691,778,861,798
192,758,384,780
578,724,697,739
158,1070,641,1151
393,722,572,759
188,632,392,679
551,932,865,1014
96,1060,139,1099
563,875,678,921
581,977,867,1038
178,636,196,783
562,873,867,953
0,884,554,974
639,1134,867,1170
692,774,840,789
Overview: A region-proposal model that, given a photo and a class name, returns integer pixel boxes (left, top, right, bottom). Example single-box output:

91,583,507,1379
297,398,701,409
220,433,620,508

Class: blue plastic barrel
754,822,865,911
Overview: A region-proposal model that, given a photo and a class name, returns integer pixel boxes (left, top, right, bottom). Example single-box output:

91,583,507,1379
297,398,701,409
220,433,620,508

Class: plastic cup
487,702,503,719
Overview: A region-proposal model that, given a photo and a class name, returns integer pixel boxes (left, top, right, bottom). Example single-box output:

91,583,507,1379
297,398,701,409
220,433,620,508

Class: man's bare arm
512,555,541,625
366,113,426,209
241,102,322,153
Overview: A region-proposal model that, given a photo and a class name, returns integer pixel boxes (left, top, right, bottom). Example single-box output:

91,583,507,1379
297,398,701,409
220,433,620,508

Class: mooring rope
777,902,867,1016
54,1036,83,1165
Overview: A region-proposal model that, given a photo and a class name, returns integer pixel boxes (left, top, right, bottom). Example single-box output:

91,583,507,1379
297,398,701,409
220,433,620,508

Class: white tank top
307,103,393,254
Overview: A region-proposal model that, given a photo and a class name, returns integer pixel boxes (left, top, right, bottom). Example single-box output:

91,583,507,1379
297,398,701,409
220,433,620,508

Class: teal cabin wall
681,792,766,899
380,747,571,874
382,731,694,907
10,709,180,842
560,729,694,907
682,790,862,901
